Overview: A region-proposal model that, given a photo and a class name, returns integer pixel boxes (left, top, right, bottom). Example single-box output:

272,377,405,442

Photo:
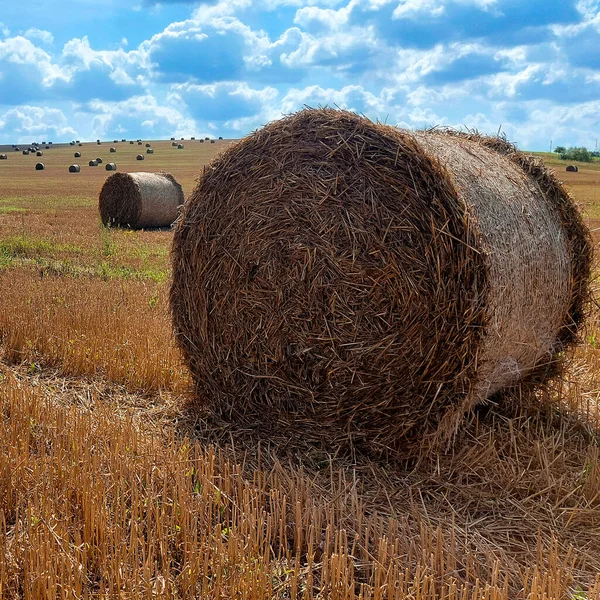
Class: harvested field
0,131,600,598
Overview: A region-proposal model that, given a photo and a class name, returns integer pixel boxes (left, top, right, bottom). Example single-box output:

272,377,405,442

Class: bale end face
136,154,145,160
35,163,45,170
105,163,117,171
69,164,80,173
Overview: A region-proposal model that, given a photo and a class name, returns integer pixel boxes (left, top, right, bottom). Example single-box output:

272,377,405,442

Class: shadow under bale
170,108,592,455
99,171,184,229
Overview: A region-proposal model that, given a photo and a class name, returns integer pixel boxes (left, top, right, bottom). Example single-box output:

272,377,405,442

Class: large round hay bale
567,165,578,172
146,143,151,147
136,154,144,161
210,139,215,144
89,160,98,167
170,109,592,450
95,157,103,164
146,148,154,154
36,151,43,156
110,147,116,153
69,164,80,173
105,162,117,171
0,154,7,160
35,162,45,170
74,152,81,158
99,171,184,229
177,144,184,149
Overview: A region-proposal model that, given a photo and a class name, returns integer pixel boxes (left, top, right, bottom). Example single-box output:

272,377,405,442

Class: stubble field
1,139,600,599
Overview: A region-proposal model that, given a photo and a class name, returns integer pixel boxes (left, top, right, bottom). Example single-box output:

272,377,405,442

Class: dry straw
170,108,592,453
99,171,184,229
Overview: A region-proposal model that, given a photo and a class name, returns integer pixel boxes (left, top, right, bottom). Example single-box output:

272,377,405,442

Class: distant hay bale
35,162,45,171
110,147,116,153
114,140,119,143
210,139,215,144
74,152,81,158
89,160,98,167
105,163,117,171
76,140,80,143
121,139,126,142
199,139,204,143
45,146,49,149
99,171,184,229
130,141,134,145
0,154,7,160
177,144,184,149
145,143,151,147
70,141,75,146
172,142,178,147
171,137,175,141
136,154,144,160
138,141,143,145
96,157,103,164
191,137,196,140
69,164,80,173
170,108,592,451
567,165,579,172
78,143,82,147
218,136,223,140
36,151,43,156
205,137,209,140
22,150,29,155
97,141,101,145
14,147,20,152
146,148,154,154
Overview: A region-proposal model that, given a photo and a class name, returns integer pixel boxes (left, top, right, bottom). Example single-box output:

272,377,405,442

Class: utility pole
550,139,553,152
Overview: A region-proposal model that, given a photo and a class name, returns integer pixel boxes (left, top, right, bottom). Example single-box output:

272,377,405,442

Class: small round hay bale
145,143,151,147
566,165,578,172
36,151,43,156
35,162,45,170
172,142,178,147
78,143,82,147
171,137,175,141
121,139,126,142
74,152,81,158
14,147,20,152
170,108,592,451
45,145,49,149
89,160,98,167
210,139,215,144
191,137,196,140
70,141,75,146
110,147,116,153
138,141,143,145
136,154,144,160
0,154,7,160
218,136,223,140
204,137,210,140
180,137,184,140
105,162,117,171
114,140,119,143
76,140,80,144
49,142,53,145
199,139,204,143
99,171,184,229
177,144,184,149
146,148,154,154
97,141,101,145
69,164,80,173
129,141,134,145
96,157,103,164
22,150,29,155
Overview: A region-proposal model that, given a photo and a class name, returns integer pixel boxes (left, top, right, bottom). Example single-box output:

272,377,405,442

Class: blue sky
0,0,599,150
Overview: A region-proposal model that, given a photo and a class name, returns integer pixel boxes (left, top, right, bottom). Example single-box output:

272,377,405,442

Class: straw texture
170,108,592,451
99,171,184,229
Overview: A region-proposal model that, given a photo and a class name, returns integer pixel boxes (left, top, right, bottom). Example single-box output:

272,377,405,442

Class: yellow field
1,140,600,599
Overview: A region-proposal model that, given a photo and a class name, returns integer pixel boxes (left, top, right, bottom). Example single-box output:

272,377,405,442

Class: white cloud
23,28,54,46
0,105,76,141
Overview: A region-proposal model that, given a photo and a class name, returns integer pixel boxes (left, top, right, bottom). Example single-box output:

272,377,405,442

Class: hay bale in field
210,139,215,144
70,141,75,146
138,141,143,145
99,171,184,229
199,139,204,143
96,157,103,164
110,147,116,153
172,142,178,147
177,144,184,149
191,137,196,140
171,137,175,141
136,154,144,160
218,136,223,140
121,139,126,142
69,164,80,173
130,141,134,145
22,150,29,155
170,108,592,452
567,165,579,172
45,146,49,149
146,148,154,154
36,151,43,156
74,152,81,158
105,162,117,171
146,143,151,147
14,147,19,152
35,162,45,170
78,143,82,147
0,154,7,160
89,160,98,167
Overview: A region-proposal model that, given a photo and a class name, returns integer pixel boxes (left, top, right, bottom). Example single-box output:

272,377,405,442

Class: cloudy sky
0,0,598,150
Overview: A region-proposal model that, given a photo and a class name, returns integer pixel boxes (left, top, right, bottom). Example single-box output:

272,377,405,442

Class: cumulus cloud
0,105,76,142
22,28,54,46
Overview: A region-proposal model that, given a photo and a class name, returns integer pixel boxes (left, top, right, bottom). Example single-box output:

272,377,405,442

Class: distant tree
592,151,600,158
559,147,594,163
553,146,566,154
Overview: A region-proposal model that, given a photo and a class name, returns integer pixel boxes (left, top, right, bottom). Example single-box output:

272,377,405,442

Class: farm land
1,139,600,598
